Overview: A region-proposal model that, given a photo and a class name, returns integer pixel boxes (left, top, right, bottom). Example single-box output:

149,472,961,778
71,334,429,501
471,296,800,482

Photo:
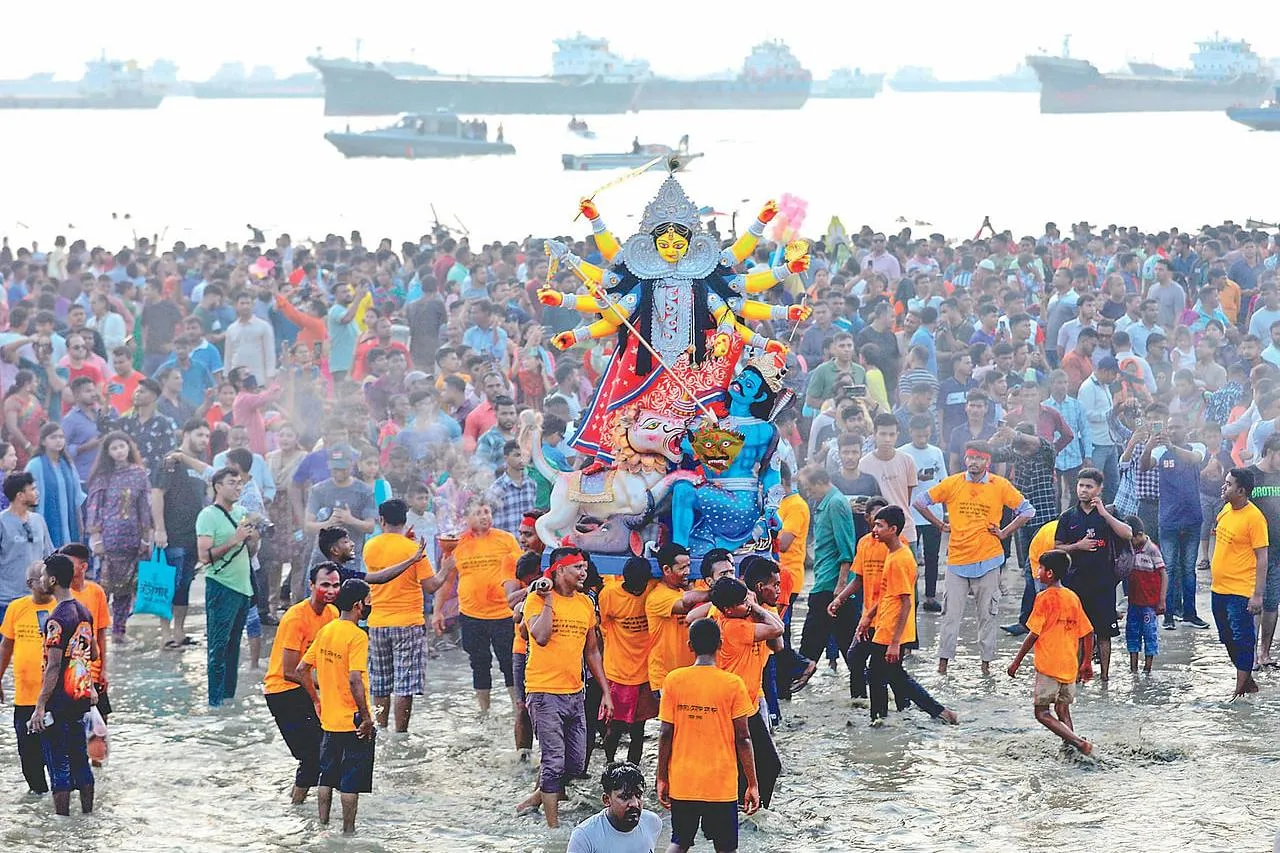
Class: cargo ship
311,35,812,116
0,57,166,109
887,64,1038,93
630,41,811,110
811,67,884,99
1027,35,1274,114
191,63,322,99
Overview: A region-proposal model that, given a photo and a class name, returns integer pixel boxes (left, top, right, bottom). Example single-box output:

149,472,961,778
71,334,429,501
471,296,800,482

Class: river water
2,568,1277,852
1,92,1277,250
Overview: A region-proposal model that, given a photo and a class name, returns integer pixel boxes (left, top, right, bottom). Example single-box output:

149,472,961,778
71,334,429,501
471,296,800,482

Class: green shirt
810,487,858,594
196,504,252,597
805,360,867,404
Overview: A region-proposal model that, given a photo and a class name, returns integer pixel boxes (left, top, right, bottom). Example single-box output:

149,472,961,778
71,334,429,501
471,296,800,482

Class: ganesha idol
538,173,811,465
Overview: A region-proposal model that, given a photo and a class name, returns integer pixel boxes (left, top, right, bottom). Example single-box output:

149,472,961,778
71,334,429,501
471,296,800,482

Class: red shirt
1127,541,1165,608
63,361,105,414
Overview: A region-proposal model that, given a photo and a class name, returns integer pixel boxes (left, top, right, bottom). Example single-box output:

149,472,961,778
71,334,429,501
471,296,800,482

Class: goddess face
653,224,690,263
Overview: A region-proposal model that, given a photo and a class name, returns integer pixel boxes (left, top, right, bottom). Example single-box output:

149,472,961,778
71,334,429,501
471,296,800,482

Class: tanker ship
630,41,811,110
1027,35,1274,114
311,35,811,116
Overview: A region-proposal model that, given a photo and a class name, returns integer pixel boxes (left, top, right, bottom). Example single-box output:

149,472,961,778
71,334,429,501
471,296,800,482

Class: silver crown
638,175,702,236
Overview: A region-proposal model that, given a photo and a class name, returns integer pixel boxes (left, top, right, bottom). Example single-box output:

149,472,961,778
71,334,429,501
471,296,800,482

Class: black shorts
318,730,375,794
670,799,738,850
1066,578,1120,639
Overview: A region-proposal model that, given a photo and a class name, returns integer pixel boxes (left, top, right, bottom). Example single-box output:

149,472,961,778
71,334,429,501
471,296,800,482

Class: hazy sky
4,1,1278,80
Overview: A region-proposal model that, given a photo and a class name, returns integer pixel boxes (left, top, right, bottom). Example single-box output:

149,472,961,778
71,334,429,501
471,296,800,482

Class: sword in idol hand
572,156,666,222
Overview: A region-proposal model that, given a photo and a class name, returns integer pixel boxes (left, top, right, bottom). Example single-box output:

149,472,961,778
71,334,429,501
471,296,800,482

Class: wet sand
2,569,1277,852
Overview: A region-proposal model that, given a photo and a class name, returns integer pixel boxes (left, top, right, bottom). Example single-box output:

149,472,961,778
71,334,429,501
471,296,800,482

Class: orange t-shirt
453,529,521,620
852,534,888,611
106,370,143,416
522,590,597,694
872,545,917,646
777,493,810,598
658,665,755,802
301,618,369,733
645,583,694,691
0,596,53,705
714,614,768,706
1028,520,1058,577
927,473,1025,567
1026,585,1093,684
364,532,435,628
265,599,338,695
71,580,111,682
598,581,654,686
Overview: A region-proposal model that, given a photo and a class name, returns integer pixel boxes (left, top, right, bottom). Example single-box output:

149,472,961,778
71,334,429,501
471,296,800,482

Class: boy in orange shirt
0,562,55,793
1006,549,1095,755
855,506,958,726
829,496,890,702
297,578,375,835
657,618,759,853
707,575,784,809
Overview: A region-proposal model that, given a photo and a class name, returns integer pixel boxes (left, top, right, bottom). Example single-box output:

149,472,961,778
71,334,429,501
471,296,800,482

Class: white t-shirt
899,442,947,527
858,450,919,542
567,809,663,853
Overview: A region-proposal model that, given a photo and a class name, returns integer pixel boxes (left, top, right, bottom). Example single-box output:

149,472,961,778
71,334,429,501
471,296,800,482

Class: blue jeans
40,717,93,793
1212,592,1256,674
205,578,250,706
1159,525,1200,620
1090,444,1121,506
1125,604,1159,656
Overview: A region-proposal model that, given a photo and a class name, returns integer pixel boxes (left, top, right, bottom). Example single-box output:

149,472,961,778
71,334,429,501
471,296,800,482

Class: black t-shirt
1248,466,1280,549
1055,504,1121,589
45,598,96,722
154,457,207,548
142,301,185,355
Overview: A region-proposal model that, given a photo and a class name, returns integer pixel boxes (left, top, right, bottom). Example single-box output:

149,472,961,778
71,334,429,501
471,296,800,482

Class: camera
529,577,552,593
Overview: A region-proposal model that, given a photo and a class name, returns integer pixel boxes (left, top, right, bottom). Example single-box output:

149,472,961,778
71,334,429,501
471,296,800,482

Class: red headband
965,450,992,462
546,552,584,579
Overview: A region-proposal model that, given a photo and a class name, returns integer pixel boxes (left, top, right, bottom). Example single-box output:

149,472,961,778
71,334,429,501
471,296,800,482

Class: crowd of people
0,218,1276,848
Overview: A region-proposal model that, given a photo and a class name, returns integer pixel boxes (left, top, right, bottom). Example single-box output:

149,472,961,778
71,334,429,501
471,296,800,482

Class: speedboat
1227,86,1280,130
324,111,515,158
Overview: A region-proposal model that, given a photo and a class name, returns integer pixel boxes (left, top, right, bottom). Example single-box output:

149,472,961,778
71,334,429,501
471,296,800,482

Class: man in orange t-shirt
855,506,958,725
0,562,55,793
708,575,784,810
914,441,1033,675
644,543,707,696
263,562,340,803
363,499,453,733
598,556,658,766
658,617,759,853
774,476,810,695
445,499,522,713
522,546,613,828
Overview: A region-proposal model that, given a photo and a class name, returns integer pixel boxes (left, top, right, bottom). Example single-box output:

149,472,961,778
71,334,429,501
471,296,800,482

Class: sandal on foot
790,661,817,693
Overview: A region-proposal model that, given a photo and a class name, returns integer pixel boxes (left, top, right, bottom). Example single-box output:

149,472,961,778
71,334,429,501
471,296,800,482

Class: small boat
1227,86,1280,130
567,117,596,138
324,111,515,159
561,140,701,171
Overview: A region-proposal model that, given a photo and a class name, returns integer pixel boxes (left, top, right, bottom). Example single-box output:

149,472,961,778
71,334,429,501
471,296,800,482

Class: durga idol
539,174,810,463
